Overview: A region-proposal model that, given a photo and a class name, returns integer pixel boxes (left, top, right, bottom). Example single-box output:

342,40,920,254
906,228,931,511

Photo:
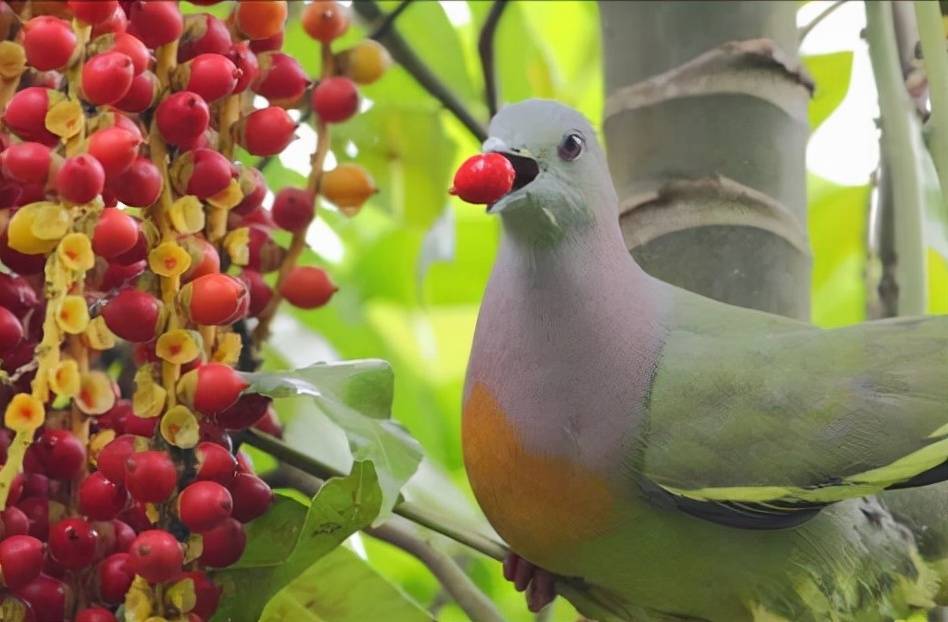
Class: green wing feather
643,281,948,511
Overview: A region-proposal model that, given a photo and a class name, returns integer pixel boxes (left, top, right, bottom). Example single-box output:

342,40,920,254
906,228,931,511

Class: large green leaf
260,546,433,622
808,173,869,327
803,51,854,131
212,462,383,622
244,360,423,519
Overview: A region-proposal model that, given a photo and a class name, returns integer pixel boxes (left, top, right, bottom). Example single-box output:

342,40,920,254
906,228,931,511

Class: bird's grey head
483,99,617,247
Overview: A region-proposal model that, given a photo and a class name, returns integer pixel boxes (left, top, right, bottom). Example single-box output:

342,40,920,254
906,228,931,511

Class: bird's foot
503,552,556,613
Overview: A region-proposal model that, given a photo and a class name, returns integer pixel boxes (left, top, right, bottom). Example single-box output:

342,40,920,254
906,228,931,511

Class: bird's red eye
557,132,585,161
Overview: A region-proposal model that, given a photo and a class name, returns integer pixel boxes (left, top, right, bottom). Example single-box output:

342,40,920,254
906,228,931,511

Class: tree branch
368,519,506,622
866,0,928,315
915,0,948,207
369,0,415,41
353,0,488,141
238,428,507,560
478,0,508,118
798,0,846,41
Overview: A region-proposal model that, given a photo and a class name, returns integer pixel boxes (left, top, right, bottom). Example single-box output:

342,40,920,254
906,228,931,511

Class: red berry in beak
450,153,515,205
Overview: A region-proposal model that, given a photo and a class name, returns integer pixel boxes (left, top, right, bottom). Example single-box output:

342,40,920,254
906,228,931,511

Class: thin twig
369,0,415,40
354,0,487,141
915,0,948,208
368,519,505,622
478,0,509,118
798,0,847,41
866,0,927,315
238,428,507,560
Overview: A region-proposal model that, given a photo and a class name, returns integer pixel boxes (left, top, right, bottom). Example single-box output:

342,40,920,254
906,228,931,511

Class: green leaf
212,462,383,622
244,360,423,519
807,173,870,327
260,546,433,622
803,51,853,130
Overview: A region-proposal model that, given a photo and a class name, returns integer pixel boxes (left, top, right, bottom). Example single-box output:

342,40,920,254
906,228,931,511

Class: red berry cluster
0,1,388,619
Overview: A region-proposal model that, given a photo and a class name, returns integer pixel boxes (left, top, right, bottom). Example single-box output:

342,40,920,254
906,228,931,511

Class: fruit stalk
252,43,335,343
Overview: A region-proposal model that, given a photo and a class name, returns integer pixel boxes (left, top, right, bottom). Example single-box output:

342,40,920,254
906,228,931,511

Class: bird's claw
503,553,556,613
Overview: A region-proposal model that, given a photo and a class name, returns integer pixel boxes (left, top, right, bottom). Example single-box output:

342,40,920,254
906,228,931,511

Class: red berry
109,156,162,208
123,412,159,438
173,148,234,198
2,507,30,538
253,406,283,437
91,5,128,38
252,51,308,105
19,472,47,498
16,497,49,540
0,273,39,317
79,472,127,520
183,273,249,326
238,270,273,317
110,519,135,552
249,31,284,54
228,41,258,93
194,441,237,486
48,518,98,569
124,451,176,503
449,153,516,204
1,142,52,185
3,88,58,146
184,363,248,415
127,0,183,50
180,236,220,283
34,429,86,480
184,570,222,620
111,32,150,76
97,435,140,485
216,392,269,432
182,53,239,103
235,1,287,41
115,70,158,113
118,502,154,533
23,16,76,71
312,76,359,123
199,518,245,567
156,91,210,147
102,289,162,343
56,154,105,204
179,14,232,62
111,232,147,266
82,51,135,105
129,529,182,584
93,207,140,259
229,473,272,523
302,0,350,43
271,187,314,232
69,0,120,25
0,305,23,352
98,260,145,291
76,607,117,622
246,225,284,273
233,166,267,215
178,481,232,532
13,574,67,622
0,535,44,589
97,552,132,604
238,106,296,156
280,266,337,309
88,127,142,178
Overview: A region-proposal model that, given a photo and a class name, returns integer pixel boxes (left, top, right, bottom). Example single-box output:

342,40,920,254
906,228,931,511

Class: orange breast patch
462,382,616,564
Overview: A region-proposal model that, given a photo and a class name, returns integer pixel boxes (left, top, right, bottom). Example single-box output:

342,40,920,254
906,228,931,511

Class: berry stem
252,43,335,343
148,41,182,409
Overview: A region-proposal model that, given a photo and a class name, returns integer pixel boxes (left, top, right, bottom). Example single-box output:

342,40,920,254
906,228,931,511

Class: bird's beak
481,138,540,214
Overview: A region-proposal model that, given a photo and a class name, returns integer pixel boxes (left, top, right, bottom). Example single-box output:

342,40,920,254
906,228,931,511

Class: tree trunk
599,0,810,320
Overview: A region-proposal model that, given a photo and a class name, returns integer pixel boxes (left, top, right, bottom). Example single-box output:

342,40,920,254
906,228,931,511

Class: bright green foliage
212,462,383,621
